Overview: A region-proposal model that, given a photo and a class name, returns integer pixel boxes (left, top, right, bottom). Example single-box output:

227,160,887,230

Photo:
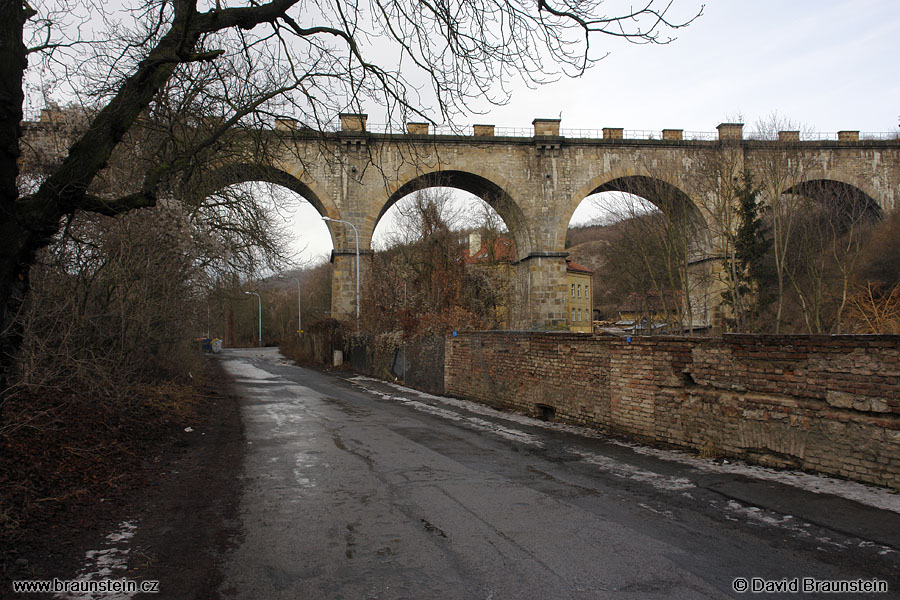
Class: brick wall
445,332,900,490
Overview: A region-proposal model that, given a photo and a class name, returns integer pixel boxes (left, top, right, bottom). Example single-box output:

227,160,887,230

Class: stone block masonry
445,332,900,490
23,113,900,329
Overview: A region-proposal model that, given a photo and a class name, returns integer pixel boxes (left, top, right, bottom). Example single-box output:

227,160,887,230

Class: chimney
339,113,368,132
469,232,482,256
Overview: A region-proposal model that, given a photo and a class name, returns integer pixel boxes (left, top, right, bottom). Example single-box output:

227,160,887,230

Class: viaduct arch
376,170,535,259
197,162,340,249
226,117,900,331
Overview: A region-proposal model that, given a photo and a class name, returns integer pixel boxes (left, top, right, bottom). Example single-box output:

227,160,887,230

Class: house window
577,284,581,298
571,308,576,322
578,308,582,322
585,286,589,300
571,283,575,297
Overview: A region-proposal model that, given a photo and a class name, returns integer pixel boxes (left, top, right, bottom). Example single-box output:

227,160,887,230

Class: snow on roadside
350,376,900,515
221,359,280,383
617,439,900,515
55,521,137,600
567,447,696,492
348,378,545,447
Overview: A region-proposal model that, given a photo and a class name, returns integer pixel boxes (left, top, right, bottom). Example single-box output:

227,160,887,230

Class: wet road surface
217,348,899,599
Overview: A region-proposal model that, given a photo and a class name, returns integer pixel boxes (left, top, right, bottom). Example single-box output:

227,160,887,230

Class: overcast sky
287,0,900,266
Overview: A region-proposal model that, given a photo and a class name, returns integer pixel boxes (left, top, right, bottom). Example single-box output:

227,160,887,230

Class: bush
7,207,205,410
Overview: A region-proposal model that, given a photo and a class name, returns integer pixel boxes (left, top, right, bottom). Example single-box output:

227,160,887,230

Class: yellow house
566,259,593,333
462,236,594,332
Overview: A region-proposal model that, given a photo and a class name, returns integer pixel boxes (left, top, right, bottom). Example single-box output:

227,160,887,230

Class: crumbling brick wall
445,332,900,490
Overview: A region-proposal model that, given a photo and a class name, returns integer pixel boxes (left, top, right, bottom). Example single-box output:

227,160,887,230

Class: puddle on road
293,451,324,491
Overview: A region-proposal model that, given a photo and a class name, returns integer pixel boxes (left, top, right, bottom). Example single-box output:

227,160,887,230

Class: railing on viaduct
270,113,898,143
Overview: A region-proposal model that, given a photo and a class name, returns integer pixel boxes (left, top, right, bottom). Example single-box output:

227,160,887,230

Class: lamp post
244,291,262,347
279,275,302,336
322,216,360,331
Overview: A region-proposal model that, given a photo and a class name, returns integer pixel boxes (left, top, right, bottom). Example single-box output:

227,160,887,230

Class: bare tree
692,155,775,333
591,164,710,335
469,197,517,327
690,146,745,329
748,113,878,334
592,190,685,333
749,114,810,333
363,187,511,334
592,203,669,328
782,189,861,333
780,181,880,333
10,206,205,406
847,282,900,334
1,0,702,399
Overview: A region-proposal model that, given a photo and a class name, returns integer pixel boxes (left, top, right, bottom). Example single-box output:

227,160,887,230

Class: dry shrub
846,282,900,334
0,201,213,535
698,441,724,459
3,206,206,437
410,306,489,336
844,209,900,334
139,381,202,421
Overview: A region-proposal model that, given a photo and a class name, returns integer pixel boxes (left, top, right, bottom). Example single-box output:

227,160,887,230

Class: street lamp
322,216,360,331
279,275,302,337
244,291,262,347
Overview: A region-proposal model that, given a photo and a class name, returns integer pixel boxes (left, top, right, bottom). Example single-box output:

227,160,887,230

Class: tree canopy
1,0,701,394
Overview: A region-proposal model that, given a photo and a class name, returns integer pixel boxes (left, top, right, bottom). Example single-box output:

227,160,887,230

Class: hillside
565,223,624,319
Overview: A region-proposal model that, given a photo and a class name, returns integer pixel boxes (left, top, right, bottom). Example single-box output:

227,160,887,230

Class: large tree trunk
0,227,38,396
0,1,196,402
0,1,37,406
0,0,297,403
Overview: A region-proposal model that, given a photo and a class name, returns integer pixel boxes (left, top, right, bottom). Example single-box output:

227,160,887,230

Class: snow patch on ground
637,502,675,519
349,378,544,447
568,447,695,492
722,500,799,528
56,521,137,599
222,360,281,383
352,376,900,515
619,442,900,515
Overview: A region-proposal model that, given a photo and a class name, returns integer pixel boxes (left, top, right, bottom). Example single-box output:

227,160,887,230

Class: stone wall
347,333,446,396
445,332,900,490
281,324,445,395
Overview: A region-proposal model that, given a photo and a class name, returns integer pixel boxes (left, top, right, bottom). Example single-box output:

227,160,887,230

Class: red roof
462,237,515,264
565,259,593,275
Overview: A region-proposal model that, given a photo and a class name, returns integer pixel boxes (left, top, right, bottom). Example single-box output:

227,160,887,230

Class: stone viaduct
205,115,900,330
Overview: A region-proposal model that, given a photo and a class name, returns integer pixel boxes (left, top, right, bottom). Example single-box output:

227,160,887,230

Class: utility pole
244,291,262,346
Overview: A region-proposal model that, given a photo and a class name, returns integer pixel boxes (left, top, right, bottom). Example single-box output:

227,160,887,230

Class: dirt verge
1,356,244,599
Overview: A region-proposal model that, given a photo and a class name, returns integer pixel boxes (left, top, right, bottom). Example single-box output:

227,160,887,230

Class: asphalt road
217,348,900,599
